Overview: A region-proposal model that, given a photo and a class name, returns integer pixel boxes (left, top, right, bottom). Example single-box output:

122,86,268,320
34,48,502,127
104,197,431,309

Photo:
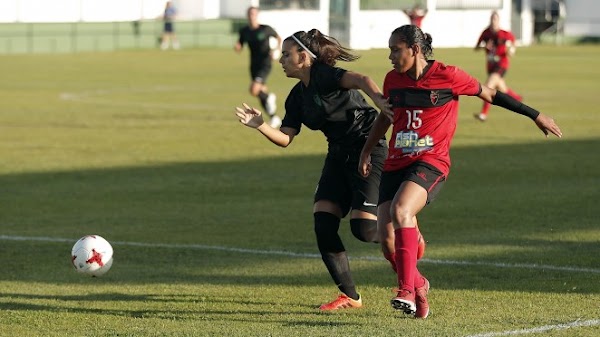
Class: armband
492,91,540,120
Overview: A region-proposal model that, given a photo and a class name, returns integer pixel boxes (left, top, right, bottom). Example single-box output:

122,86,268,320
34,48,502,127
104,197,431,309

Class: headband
291,34,317,59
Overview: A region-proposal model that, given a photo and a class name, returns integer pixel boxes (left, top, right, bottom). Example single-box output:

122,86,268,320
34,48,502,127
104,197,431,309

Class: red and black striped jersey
476,28,515,69
383,60,481,175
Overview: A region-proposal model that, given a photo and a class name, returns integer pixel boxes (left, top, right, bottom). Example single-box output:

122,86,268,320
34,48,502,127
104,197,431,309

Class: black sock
314,212,359,300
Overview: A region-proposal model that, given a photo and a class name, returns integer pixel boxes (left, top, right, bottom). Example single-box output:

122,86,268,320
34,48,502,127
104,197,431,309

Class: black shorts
379,161,446,205
250,62,272,84
164,22,174,33
487,64,507,77
314,143,388,217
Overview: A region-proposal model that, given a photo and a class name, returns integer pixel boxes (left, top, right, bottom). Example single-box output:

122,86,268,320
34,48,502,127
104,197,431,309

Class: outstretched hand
534,113,562,138
235,103,265,128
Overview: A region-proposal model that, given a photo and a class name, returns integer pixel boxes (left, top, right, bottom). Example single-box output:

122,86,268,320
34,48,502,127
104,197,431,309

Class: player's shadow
0,292,340,323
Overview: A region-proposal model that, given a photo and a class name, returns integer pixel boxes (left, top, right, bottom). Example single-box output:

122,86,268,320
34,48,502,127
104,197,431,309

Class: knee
314,212,343,252
390,205,413,227
350,218,378,243
314,212,340,239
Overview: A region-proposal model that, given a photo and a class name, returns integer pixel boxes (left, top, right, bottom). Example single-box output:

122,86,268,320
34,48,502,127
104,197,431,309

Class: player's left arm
479,86,562,138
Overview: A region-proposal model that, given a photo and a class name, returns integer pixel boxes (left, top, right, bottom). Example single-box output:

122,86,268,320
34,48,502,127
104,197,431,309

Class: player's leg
171,25,180,50
476,71,501,121
349,144,385,244
378,165,426,274
314,155,361,310
389,180,427,314
314,200,362,310
161,23,173,50
496,69,522,102
378,203,396,271
251,66,280,128
160,33,170,50
389,163,445,316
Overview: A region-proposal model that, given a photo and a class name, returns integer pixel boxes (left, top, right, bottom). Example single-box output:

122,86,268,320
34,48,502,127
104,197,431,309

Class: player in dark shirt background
235,6,282,128
235,29,404,311
474,11,522,121
359,24,562,319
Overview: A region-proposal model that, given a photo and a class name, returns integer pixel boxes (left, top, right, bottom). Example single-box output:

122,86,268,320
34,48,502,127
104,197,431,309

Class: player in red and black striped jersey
474,11,522,121
403,3,428,28
236,29,395,311
359,25,562,319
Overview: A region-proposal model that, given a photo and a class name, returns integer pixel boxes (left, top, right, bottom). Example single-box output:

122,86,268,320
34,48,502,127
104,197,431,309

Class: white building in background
0,0,597,49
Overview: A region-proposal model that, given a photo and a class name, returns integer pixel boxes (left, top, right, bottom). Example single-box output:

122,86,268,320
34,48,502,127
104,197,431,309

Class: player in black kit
235,29,393,310
235,6,282,128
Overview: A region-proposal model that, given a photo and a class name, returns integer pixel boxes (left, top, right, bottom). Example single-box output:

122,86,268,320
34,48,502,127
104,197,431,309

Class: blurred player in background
235,6,282,128
359,24,562,319
474,11,521,121
236,29,401,311
160,1,180,50
403,2,428,28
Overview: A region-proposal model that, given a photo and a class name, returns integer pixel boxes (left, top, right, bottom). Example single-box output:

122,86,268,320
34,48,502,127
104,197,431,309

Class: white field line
1,234,599,275
465,319,600,337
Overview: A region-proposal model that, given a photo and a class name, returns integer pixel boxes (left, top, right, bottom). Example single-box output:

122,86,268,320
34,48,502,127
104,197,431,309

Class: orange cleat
319,294,362,311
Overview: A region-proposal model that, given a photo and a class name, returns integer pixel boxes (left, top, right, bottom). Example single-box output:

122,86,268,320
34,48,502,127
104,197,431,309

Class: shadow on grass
0,292,358,325
0,138,598,295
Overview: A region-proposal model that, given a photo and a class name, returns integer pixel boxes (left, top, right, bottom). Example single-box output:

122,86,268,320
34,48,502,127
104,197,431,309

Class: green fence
0,19,240,54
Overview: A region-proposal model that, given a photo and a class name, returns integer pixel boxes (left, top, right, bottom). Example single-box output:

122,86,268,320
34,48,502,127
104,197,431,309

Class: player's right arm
235,103,297,147
359,113,391,177
474,31,486,51
234,29,244,53
234,42,242,53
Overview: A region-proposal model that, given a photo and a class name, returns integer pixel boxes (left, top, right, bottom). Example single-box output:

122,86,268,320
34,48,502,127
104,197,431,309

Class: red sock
384,252,397,273
394,227,418,292
507,88,522,101
480,101,491,115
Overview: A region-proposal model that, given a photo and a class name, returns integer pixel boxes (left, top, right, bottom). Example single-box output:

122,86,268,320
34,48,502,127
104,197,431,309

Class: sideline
465,319,600,337
1,234,599,274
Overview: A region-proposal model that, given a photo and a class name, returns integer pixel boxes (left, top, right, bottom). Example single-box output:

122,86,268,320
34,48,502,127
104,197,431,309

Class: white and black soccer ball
71,235,113,277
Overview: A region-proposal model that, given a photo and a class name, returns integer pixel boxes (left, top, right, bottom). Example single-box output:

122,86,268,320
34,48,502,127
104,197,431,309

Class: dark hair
391,25,434,60
285,29,359,66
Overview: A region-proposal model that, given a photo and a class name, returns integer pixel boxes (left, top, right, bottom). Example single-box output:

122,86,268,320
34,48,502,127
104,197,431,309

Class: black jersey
238,25,278,68
282,62,380,148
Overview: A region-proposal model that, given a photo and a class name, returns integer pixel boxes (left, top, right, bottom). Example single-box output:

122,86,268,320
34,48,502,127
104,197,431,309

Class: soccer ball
71,235,114,277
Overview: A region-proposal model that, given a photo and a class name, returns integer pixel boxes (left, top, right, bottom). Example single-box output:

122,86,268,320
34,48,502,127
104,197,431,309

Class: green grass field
0,44,599,337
